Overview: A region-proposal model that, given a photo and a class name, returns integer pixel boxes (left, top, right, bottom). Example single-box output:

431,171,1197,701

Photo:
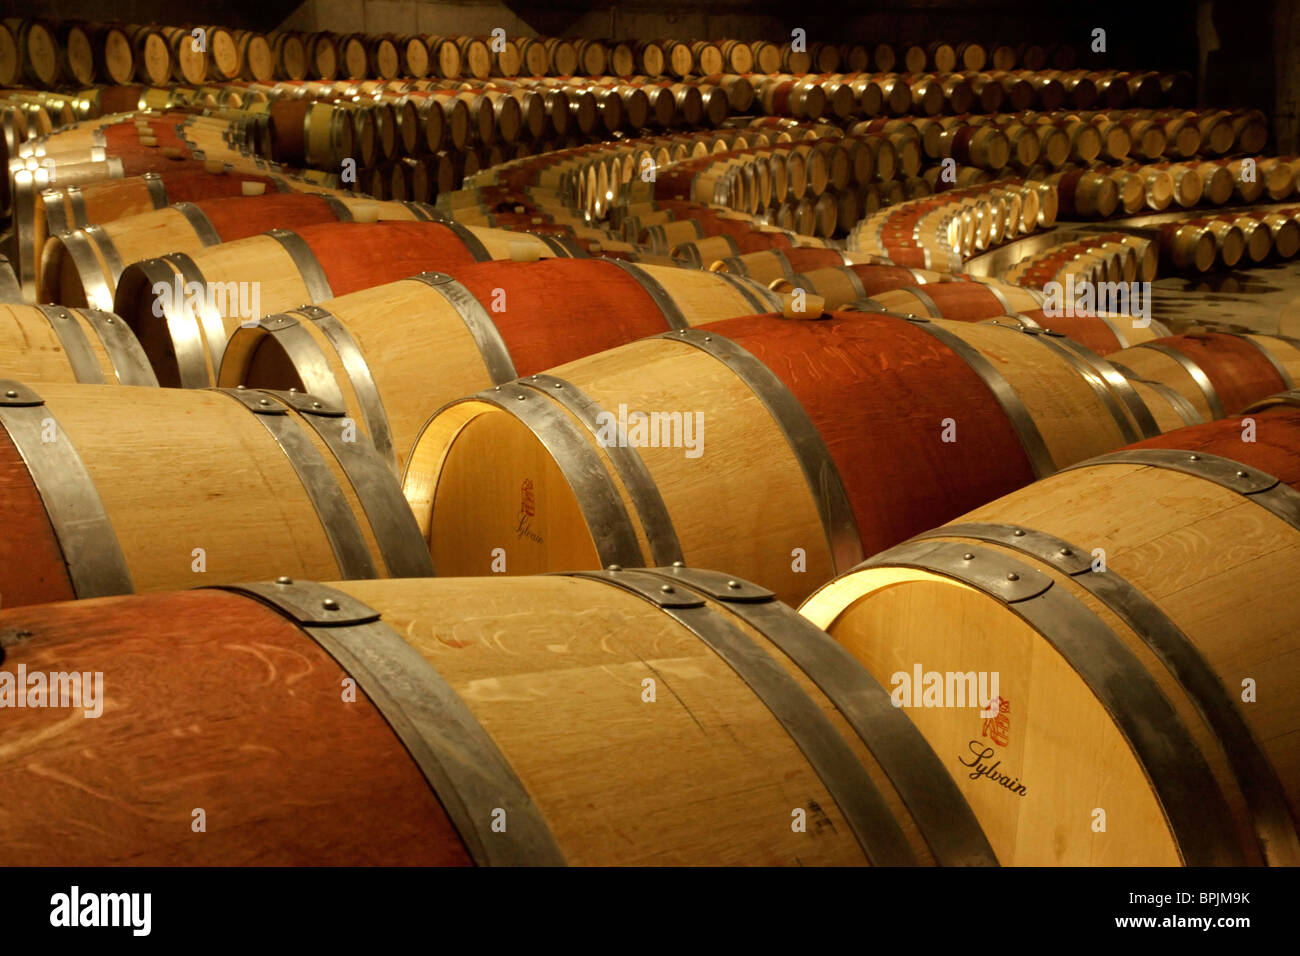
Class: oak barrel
801,407,1300,865
0,571,998,866
219,257,780,472
0,381,431,609
0,304,157,385
112,220,555,388
403,311,1156,605
1107,332,1300,420
40,192,440,309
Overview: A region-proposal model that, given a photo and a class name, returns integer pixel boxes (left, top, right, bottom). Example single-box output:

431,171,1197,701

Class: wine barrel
516,37,550,77
219,258,779,472
40,192,440,310
1242,388,1300,413
13,19,65,87
425,36,461,78
338,32,369,80
56,23,96,85
404,311,1151,606
396,34,428,78
127,24,171,85
801,407,1300,865
0,569,998,866
708,246,852,285
264,98,355,167
607,41,635,77
160,26,209,85
0,381,431,609
720,39,754,74
0,304,157,385
306,31,338,80
36,166,319,246
768,263,944,309
268,31,308,81
1004,308,1170,355
545,38,579,77
367,34,402,80
457,36,492,79
112,220,573,388
235,29,274,81
865,281,1043,321
0,21,20,85
1107,332,1300,420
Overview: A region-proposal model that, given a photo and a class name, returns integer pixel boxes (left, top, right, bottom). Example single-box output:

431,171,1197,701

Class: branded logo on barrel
515,478,542,543
964,696,1026,796
890,668,1028,797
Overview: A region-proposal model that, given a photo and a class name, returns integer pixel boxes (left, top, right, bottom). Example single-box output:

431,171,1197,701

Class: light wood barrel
769,263,942,310
999,308,1169,355
219,258,779,472
403,311,1151,606
40,192,438,309
866,282,1043,321
268,31,308,81
235,29,274,81
0,303,157,385
34,165,348,273
0,381,432,609
111,220,521,388
709,246,851,285
0,21,20,85
801,407,1300,865
0,569,1000,866
1107,332,1300,420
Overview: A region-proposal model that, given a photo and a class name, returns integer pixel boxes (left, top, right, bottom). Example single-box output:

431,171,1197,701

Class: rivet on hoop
275,575,292,585
1006,573,1020,581
322,598,340,611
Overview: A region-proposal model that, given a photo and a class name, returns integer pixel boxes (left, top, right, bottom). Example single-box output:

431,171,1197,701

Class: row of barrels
12,115,840,296
10,251,1300,606
5,99,1300,863
764,69,1194,122
3,397,1297,865
0,20,1117,87
1000,209,1300,288
3,288,1299,865
847,108,1270,174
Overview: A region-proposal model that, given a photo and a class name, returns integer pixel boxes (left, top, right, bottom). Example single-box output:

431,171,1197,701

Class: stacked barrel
2,17,1299,869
